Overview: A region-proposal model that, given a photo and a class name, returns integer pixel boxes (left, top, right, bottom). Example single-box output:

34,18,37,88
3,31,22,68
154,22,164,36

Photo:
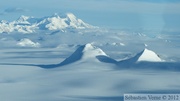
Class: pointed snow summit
40,13,94,30
59,43,117,66
133,48,162,62
117,48,163,68
65,13,93,29
15,15,32,24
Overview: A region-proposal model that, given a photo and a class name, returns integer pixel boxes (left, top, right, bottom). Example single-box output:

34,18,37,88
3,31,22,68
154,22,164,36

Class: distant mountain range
0,13,95,34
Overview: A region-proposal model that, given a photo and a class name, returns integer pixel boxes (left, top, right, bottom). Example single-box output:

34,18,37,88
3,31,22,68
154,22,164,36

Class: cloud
4,7,28,13
0,7,28,15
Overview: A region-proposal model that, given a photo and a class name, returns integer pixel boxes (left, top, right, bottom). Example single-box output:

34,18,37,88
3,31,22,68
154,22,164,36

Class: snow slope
0,47,180,101
118,48,162,64
117,48,180,71
133,48,162,62
60,43,117,66
0,12,180,101
0,13,95,34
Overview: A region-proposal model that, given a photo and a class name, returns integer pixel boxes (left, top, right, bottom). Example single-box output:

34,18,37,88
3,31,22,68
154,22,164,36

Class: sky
0,0,180,32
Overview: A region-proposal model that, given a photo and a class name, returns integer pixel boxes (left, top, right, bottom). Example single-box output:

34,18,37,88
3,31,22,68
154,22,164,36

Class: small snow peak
137,48,162,62
51,13,60,19
17,15,30,21
15,15,33,25
81,43,107,59
59,43,114,66
66,13,76,19
83,43,96,51
82,43,106,56
142,48,149,52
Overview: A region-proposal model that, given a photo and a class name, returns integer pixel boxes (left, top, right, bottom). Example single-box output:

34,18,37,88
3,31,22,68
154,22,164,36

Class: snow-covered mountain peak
82,43,107,58
119,48,163,66
47,13,61,20
15,15,33,24
0,13,95,34
59,43,115,66
18,15,31,21
83,43,97,51
136,48,162,62
66,13,77,20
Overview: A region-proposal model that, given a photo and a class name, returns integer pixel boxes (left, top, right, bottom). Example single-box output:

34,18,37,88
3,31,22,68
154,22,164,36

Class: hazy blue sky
0,0,180,31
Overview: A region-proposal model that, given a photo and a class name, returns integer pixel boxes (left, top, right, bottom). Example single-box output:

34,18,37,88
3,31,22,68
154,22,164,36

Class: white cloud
4,7,27,13
0,7,28,15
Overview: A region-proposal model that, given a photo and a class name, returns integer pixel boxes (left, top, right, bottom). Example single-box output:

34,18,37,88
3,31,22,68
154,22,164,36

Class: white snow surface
0,13,180,101
0,46,180,101
136,48,162,62
81,43,107,59
17,38,40,47
59,43,117,68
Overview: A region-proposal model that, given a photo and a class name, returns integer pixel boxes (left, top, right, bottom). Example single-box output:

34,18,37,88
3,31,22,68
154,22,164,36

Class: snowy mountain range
63,44,163,65
22,43,179,71
0,13,95,34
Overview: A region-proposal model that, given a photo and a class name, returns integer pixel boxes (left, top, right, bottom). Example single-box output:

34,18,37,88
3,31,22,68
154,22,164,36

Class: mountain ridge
134,48,162,62
59,43,117,66
0,13,95,34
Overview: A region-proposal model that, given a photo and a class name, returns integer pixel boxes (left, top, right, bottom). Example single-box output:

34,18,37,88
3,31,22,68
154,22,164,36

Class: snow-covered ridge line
0,13,96,34
59,43,165,66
